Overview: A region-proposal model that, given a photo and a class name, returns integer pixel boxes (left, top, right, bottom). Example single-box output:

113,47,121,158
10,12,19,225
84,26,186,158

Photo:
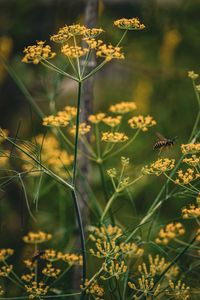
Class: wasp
153,132,177,151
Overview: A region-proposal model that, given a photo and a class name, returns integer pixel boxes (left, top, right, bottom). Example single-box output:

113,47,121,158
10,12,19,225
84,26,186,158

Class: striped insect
153,132,177,152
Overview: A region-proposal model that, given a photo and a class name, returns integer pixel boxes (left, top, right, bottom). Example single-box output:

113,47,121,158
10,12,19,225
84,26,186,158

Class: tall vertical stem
72,81,82,185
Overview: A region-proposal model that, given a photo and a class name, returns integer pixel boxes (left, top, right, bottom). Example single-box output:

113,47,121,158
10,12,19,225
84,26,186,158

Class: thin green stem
72,81,82,186
101,192,117,222
116,30,128,47
82,60,107,81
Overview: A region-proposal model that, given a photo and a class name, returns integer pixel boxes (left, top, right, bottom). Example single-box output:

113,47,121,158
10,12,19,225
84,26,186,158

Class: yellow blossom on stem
183,154,200,166
181,143,200,154
175,168,200,185
142,158,175,176
0,265,13,277
120,242,144,258
64,106,77,118
128,115,156,131
101,259,127,280
69,123,91,136
84,28,104,38
0,128,9,143
0,249,14,262
58,252,83,266
51,24,88,43
114,18,145,30
96,44,124,61
0,152,10,167
61,44,89,58
42,263,61,278
155,222,185,245
42,115,69,127
83,38,103,49
23,231,52,244
166,280,190,300
22,41,56,64
182,204,200,219
101,131,128,143
109,101,137,114
24,281,49,299
88,113,105,124
81,279,104,299
188,70,199,80
102,115,122,127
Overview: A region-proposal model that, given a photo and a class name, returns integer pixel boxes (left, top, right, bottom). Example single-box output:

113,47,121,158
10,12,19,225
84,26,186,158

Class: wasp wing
155,132,167,141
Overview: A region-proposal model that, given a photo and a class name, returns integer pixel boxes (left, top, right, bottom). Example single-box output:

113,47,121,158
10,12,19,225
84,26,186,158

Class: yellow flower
24,281,49,299
0,151,9,167
196,85,200,92
120,242,144,258
175,168,199,185
101,259,127,280
42,263,61,278
22,41,56,64
0,265,13,277
58,252,83,266
128,115,156,131
166,280,190,300
102,116,122,127
181,143,200,154
64,106,77,118
183,154,200,166
188,70,199,80
155,222,185,245
88,113,106,123
96,44,124,61
69,123,91,136
182,204,200,219
81,279,104,299
42,115,69,127
51,24,87,43
83,38,103,49
109,101,137,114
101,131,128,143
114,18,145,30
23,231,52,244
142,158,175,176
61,44,89,58
84,28,104,38
0,249,14,262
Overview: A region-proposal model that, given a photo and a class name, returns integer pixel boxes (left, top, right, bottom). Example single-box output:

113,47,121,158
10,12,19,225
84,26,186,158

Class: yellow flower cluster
182,204,200,219
101,131,128,142
41,249,58,262
51,24,88,43
25,281,49,299
0,249,14,262
114,18,145,30
69,123,91,136
183,154,200,166
84,28,104,38
109,101,137,114
96,44,124,61
102,116,122,127
188,70,199,80
42,114,69,127
89,225,123,242
64,105,77,118
42,263,61,278
58,252,83,266
23,231,52,244
107,168,117,178
22,273,35,282
0,265,13,277
22,41,56,64
155,222,185,245
181,143,200,154
83,38,103,49
61,44,89,58
166,280,190,300
128,276,160,297
88,113,106,123
142,158,175,176
120,242,144,258
128,115,156,131
82,279,104,300
175,168,199,185
102,260,127,280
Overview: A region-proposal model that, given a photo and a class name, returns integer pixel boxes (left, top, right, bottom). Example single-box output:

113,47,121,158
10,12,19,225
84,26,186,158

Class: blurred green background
0,0,200,296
